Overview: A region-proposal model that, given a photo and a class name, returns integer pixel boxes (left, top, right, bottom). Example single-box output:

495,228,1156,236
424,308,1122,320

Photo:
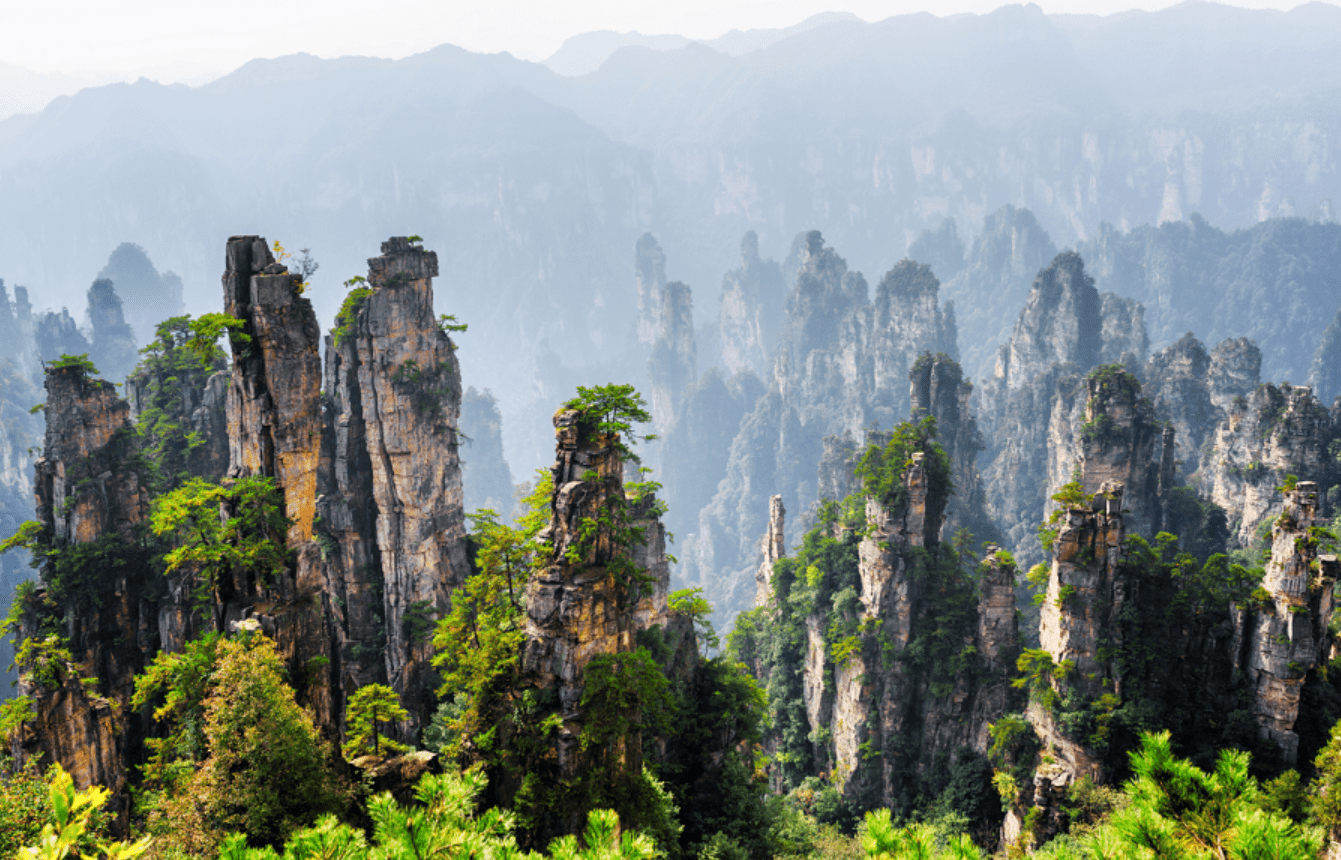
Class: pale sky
0,0,1334,80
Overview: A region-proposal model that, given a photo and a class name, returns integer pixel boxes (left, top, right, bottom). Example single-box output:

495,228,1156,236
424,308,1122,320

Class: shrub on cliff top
46,354,98,378
561,384,656,463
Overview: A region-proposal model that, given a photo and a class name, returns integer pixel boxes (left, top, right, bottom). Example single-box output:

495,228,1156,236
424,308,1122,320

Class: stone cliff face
634,233,668,350
979,252,1114,565
1234,481,1339,765
85,280,139,383
33,310,91,373
319,236,471,726
17,235,473,798
520,408,677,836
939,206,1058,384
767,442,1017,815
909,353,995,543
682,235,959,621
20,363,155,814
1198,382,1339,547
718,232,785,380
1310,304,1341,407
648,281,697,432
1140,334,1216,477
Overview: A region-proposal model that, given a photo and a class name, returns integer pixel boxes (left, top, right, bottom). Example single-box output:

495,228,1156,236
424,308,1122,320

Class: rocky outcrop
718,232,786,379
1310,305,1341,407
940,206,1058,384
648,281,696,431
95,242,185,345
1072,367,1169,540
1141,334,1217,477
781,441,1017,813
634,233,667,349
1234,481,1339,765
223,236,323,544
33,310,90,372
460,387,515,516
520,407,676,837
1198,382,1339,547
979,252,1110,565
20,363,155,812
753,495,784,607
909,353,995,543
85,280,139,383
319,236,471,726
681,236,958,621
1098,294,1147,367
1207,337,1262,412
17,235,475,803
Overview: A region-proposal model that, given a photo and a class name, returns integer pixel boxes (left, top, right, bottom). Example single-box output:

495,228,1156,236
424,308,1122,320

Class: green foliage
343,684,410,760
1069,731,1324,859
216,766,658,860
0,756,51,859
146,633,343,851
860,807,981,860
333,280,373,347
853,416,952,514
1013,649,1067,711
432,474,552,760
131,632,222,794
0,696,35,740
1037,481,1086,556
47,354,99,377
149,477,292,606
438,314,468,334
562,384,656,463
669,587,719,651
16,765,150,860
580,649,675,752
186,313,249,364
129,315,229,491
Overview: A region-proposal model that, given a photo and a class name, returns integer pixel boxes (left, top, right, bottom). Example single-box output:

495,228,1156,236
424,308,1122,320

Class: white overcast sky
1,0,1334,79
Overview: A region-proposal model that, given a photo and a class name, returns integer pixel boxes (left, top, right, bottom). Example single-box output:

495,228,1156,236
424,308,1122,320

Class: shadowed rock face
718,231,786,380
754,441,1016,813
979,251,1111,566
85,279,139,384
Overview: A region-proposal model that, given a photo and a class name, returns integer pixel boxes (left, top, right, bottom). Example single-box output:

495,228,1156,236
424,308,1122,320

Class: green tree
216,768,657,860
562,384,656,463
149,477,292,608
431,473,553,760
1041,732,1325,860
148,633,343,851
130,632,222,794
343,684,410,759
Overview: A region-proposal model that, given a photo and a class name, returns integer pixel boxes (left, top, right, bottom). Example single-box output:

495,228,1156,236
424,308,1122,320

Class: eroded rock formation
718,232,785,379
1235,481,1339,765
1198,382,1339,547
682,236,959,620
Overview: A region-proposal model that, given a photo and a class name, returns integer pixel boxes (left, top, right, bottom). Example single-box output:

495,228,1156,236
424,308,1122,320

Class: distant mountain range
2,1,1340,474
